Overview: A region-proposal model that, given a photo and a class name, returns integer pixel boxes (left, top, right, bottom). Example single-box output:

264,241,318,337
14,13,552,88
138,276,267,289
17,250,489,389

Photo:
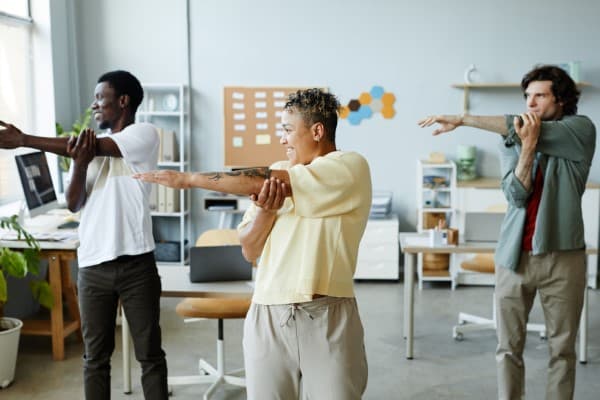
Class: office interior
1,0,600,399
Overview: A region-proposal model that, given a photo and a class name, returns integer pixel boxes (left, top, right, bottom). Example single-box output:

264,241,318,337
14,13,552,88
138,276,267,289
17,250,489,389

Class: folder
165,188,180,213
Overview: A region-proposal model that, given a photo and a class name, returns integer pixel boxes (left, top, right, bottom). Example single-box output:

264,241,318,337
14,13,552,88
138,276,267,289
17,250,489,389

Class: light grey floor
3,281,600,399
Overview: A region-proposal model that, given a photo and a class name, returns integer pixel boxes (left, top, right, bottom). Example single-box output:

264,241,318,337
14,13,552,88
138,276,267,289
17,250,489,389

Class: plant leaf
24,248,40,275
0,248,28,278
30,280,53,309
0,272,7,304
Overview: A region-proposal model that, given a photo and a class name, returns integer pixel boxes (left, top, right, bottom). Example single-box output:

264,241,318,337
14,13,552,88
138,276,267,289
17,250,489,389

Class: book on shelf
165,187,180,213
161,130,179,162
149,183,159,211
158,185,167,212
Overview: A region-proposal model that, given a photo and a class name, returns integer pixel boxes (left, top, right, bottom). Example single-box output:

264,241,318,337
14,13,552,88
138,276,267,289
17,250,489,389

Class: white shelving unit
137,84,191,265
416,160,457,288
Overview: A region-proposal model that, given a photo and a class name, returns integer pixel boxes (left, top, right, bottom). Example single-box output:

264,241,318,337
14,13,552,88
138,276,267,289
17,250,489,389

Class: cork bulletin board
223,86,318,168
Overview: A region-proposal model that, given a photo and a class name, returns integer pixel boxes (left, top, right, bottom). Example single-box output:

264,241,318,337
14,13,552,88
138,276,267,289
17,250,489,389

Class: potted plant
0,215,52,388
55,109,92,185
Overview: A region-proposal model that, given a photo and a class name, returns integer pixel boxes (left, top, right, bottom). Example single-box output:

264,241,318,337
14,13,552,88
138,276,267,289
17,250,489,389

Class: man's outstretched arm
0,120,71,156
134,167,292,197
418,114,508,136
0,121,121,158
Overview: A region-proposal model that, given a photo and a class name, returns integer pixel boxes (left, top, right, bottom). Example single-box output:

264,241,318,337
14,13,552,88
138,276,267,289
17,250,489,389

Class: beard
98,119,110,130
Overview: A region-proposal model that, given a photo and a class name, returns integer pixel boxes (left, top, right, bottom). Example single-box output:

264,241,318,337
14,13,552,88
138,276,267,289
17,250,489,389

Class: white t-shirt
75,122,159,267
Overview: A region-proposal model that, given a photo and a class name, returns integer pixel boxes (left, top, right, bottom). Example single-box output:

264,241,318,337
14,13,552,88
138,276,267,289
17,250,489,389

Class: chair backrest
196,229,240,247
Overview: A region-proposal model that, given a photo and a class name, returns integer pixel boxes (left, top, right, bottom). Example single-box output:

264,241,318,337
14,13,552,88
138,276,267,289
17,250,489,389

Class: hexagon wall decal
339,86,396,125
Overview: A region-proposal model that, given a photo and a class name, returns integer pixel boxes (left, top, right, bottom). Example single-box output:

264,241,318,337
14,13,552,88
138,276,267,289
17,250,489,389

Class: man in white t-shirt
135,88,371,399
0,70,168,400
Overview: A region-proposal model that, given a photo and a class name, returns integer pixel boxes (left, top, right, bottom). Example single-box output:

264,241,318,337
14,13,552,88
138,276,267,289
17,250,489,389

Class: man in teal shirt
419,65,596,400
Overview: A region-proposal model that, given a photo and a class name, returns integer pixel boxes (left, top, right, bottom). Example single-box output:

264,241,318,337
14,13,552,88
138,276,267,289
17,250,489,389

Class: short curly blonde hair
284,88,340,143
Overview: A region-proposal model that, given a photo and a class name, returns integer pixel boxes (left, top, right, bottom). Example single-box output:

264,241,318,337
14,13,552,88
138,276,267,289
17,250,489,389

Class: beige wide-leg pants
495,250,586,400
243,296,368,400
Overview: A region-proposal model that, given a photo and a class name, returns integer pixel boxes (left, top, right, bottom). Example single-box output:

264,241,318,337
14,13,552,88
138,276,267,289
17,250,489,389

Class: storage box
154,241,181,262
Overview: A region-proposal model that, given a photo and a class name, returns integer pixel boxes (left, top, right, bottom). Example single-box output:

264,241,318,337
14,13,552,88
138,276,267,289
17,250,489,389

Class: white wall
67,0,600,234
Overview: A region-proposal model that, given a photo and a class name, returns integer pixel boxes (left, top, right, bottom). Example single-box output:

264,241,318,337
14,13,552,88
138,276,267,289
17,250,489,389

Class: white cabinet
137,84,191,265
416,160,457,288
354,216,399,280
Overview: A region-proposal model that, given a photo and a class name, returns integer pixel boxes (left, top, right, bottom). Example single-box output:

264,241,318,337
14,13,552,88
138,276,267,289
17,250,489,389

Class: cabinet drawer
354,260,399,280
358,244,399,262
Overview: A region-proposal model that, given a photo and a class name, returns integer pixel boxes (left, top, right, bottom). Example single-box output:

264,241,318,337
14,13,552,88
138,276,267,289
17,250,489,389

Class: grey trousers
495,250,586,400
243,296,368,400
78,252,168,400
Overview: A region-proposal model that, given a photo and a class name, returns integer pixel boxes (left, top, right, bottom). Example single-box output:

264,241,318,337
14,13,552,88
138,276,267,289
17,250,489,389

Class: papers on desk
403,236,431,247
0,230,78,242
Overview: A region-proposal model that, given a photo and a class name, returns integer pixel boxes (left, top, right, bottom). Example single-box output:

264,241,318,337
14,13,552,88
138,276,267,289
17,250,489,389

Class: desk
0,235,80,361
121,266,253,394
399,233,596,361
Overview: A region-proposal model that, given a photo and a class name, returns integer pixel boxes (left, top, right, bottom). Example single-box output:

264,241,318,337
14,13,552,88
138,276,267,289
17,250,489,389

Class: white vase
0,317,23,388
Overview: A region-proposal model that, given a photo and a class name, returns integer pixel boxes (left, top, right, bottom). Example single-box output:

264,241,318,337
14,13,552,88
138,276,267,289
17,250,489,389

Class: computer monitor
15,151,58,218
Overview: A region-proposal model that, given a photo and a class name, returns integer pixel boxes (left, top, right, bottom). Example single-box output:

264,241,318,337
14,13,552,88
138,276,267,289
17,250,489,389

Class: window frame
0,0,32,25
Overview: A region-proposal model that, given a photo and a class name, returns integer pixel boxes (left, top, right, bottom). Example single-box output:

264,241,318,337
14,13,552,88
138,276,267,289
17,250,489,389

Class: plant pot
0,317,23,388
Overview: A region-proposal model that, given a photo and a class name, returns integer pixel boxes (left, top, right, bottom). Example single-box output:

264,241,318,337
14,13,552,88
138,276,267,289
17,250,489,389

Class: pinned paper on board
232,137,243,148
256,134,271,145
224,86,327,167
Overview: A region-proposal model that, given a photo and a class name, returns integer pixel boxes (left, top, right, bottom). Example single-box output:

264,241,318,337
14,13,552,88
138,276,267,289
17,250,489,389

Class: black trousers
78,252,168,400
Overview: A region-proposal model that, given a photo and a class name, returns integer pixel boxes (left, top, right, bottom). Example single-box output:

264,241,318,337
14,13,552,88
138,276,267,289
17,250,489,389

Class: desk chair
168,229,251,400
452,253,546,341
452,204,546,341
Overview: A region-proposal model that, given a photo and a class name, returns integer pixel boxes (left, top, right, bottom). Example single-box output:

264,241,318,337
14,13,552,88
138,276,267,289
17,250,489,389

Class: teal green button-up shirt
494,115,596,270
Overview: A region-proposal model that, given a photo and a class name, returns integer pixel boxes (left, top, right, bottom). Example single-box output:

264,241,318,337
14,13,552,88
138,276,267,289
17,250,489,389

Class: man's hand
418,115,463,135
133,170,189,188
0,120,26,149
67,128,96,166
514,112,540,151
251,177,287,214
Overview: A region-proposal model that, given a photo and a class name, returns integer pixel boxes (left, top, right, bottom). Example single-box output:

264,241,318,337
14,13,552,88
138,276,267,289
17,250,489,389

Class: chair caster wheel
453,332,464,341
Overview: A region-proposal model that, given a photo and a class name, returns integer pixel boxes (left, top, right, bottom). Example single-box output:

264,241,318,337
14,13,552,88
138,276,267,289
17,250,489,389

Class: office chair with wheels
452,253,546,341
168,229,252,400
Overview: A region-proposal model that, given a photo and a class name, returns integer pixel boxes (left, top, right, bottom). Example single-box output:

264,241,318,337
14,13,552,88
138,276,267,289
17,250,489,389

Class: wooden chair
168,229,251,400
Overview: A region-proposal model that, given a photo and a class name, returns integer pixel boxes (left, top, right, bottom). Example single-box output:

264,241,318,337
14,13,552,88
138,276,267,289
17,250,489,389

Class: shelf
451,81,592,114
137,111,183,117
157,259,189,267
21,319,80,337
420,207,453,213
421,270,451,278
420,161,455,168
151,210,189,217
139,83,191,267
158,161,188,168
451,82,591,89
422,188,451,192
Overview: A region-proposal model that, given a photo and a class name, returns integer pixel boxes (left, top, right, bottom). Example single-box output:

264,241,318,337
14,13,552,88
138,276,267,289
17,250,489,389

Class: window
0,1,31,21
0,1,33,205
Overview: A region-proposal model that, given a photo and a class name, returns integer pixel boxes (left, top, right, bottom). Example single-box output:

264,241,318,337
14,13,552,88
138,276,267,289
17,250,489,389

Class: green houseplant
0,215,53,388
55,108,92,172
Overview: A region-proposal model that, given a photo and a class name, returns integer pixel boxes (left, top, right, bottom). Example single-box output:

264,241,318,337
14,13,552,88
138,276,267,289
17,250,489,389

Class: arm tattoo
199,167,271,182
